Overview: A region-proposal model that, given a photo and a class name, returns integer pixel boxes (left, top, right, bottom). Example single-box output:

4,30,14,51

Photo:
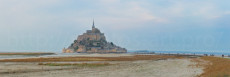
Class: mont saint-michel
62,21,127,53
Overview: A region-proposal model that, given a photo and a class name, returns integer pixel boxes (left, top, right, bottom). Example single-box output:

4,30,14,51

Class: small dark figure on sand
210,54,214,56
204,54,208,56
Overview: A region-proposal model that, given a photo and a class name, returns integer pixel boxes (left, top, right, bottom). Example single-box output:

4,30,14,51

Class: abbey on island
63,21,127,53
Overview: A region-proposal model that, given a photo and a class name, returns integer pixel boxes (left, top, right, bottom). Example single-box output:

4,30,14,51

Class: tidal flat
0,54,206,77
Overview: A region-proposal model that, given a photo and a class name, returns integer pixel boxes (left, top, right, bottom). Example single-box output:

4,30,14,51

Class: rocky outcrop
63,21,127,53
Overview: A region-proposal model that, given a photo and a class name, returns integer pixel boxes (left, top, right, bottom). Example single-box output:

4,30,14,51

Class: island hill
63,21,127,53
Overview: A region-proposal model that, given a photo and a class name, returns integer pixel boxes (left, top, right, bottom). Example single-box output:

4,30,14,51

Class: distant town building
63,20,127,53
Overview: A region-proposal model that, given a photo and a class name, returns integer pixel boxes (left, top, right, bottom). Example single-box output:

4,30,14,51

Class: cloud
99,0,119,4
0,0,62,29
224,11,230,15
91,0,168,29
1,0,226,30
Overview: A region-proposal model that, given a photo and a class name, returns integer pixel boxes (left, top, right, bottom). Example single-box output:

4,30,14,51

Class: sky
0,0,230,52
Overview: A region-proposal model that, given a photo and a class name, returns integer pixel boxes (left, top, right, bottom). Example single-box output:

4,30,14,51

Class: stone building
63,21,127,53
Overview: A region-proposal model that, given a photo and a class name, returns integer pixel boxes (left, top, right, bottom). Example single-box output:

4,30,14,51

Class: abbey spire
92,19,95,29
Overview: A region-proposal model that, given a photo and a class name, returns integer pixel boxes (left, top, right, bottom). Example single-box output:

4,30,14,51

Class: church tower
91,20,100,33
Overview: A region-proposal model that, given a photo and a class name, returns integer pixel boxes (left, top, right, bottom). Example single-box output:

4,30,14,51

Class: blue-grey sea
0,51,229,59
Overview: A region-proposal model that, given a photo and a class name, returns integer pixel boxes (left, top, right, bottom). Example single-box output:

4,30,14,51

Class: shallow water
0,52,229,60
0,53,133,59
0,55,39,59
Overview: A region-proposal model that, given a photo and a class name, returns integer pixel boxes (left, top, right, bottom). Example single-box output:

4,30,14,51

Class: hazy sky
0,0,230,52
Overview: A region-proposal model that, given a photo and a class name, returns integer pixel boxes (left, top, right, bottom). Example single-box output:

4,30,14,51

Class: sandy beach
0,54,203,77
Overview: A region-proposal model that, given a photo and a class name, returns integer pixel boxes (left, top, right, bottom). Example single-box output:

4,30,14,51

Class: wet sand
0,58,202,77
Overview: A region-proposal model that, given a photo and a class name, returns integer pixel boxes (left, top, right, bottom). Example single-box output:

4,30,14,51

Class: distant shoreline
0,50,229,55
